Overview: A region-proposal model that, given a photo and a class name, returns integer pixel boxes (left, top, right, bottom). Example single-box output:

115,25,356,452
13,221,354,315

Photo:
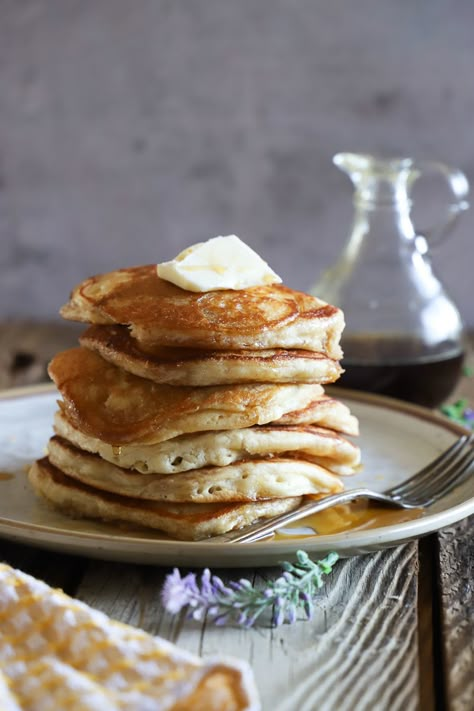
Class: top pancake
60,265,344,356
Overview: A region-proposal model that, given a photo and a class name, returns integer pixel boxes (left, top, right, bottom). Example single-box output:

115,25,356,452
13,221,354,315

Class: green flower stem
161,550,339,628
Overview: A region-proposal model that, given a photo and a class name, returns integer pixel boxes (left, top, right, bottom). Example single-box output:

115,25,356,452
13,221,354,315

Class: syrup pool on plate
273,500,424,541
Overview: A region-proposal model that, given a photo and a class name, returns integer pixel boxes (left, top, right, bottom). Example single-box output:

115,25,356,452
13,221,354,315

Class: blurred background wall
0,0,473,323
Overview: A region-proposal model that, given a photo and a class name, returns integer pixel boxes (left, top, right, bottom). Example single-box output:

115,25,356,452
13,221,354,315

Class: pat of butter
157,235,282,292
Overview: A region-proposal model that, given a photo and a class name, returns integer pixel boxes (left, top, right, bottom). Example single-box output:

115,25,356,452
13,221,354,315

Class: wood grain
437,516,474,711
73,546,421,711
0,538,87,597
435,340,474,710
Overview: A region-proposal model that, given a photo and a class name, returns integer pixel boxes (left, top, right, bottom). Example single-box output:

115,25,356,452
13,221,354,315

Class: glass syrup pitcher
311,152,469,408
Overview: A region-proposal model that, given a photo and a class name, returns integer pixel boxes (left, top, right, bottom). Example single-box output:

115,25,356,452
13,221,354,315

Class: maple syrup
273,500,423,541
336,347,465,408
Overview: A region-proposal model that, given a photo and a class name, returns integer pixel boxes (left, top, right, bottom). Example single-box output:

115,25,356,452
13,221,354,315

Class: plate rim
0,383,472,566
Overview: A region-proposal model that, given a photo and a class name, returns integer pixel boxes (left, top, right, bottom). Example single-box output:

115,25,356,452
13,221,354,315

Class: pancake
54,410,360,476
60,265,344,356
47,436,344,503
275,395,360,436
80,324,343,386
49,347,325,444
28,458,302,540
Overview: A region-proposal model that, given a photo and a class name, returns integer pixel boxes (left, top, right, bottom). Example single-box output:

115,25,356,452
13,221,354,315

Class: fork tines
389,433,474,506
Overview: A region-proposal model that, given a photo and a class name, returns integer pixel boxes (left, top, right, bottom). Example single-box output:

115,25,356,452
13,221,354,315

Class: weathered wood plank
417,537,437,711
434,340,474,710
0,538,88,596
75,546,420,711
437,516,474,711
0,321,80,388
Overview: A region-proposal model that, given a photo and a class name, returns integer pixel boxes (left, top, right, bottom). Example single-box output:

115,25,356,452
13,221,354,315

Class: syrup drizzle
273,500,423,540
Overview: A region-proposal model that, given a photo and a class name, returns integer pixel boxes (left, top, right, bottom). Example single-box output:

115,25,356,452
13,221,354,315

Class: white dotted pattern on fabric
0,563,260,711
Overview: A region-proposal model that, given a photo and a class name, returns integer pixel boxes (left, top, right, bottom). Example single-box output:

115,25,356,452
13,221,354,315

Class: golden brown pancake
54,410,360,476
60,265,344,356
80,324,343,386
47,436,344,503
48,347,325,445
28,458,302,540
275,395,360,436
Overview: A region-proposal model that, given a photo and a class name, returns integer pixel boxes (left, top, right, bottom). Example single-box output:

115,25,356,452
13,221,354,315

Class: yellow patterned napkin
0,563,260,711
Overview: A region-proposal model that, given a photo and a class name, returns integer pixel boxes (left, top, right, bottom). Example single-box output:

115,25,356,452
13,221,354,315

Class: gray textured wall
1,0,473,324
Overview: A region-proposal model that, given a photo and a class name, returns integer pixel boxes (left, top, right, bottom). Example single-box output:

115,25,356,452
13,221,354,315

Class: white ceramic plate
0,385,473,567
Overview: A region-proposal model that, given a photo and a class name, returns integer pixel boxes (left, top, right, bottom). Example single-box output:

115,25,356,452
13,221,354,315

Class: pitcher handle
412,161,469,246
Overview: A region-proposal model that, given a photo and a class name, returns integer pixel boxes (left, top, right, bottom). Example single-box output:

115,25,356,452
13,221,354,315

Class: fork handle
209,489,399,544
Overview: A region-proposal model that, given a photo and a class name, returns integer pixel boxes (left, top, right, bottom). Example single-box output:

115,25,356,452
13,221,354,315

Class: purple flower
287,603,297,625
190,607,206,622
161,568,199,614
299,591,314,620
200,568,213,597
229,578,253,592
210,574,233,596
271,597,286,627
161,551,338,628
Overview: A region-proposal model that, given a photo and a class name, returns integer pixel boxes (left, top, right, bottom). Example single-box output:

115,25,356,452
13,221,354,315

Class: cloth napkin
0,563,260,711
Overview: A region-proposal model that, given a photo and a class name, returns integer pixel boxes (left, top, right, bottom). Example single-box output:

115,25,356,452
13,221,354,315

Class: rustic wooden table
0,322,472,711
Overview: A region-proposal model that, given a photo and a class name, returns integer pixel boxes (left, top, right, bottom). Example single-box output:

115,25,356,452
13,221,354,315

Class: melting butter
157,235,282,292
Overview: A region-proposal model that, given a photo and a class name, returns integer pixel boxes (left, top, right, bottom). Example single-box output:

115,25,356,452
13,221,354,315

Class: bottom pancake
28,458,302,541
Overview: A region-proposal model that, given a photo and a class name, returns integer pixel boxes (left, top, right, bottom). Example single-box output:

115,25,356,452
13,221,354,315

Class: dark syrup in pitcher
333,335,465,408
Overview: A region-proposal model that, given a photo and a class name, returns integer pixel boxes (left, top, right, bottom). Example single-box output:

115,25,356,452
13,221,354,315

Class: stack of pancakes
29,265,360,540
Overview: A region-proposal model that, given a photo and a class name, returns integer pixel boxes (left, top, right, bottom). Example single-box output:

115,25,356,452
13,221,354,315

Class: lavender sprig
440,398,474,429
161,550,338,628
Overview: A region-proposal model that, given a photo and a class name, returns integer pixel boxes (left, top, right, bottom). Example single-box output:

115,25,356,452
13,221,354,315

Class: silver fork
208,433,474,544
